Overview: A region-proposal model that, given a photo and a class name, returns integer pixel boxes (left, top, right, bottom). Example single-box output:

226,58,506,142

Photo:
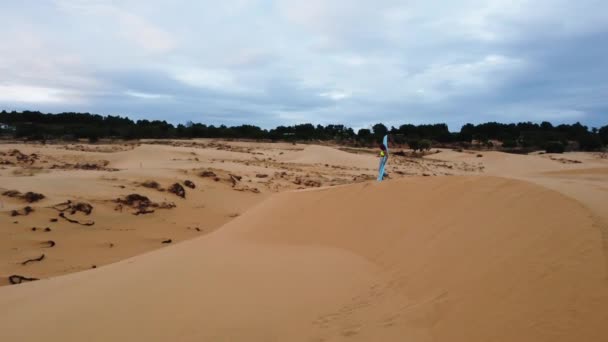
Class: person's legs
378,157,386,180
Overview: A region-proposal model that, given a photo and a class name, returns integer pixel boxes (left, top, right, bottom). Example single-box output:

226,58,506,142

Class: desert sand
1,141,607,341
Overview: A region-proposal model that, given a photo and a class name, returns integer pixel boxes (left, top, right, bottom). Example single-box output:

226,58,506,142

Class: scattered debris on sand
141,180,162,190
162,239,172,244
8,275,39,285
50,160,119,172
199,170,217,178
51,200,94,215
2,190,45,203
42,240,56,248
183,180,196,189
11,206,34,217
11,167,47,177
0,149,39,165
58,212,95,226
23,192,45,203
229,174,242,187
114,194,176,215
549,156,582,164
293,177,322,187
233,186,261,194
21,254,45,266
60,144,137,153
352,174,375,182
168,183,186,198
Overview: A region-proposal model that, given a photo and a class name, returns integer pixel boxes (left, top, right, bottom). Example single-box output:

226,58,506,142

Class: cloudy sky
1,0,607,130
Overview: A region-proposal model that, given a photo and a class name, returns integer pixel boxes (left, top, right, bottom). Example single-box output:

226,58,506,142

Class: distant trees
394,123,452,143
407,139,431,152
357,128,373,144
372,123,388,141
599,125,608,145
1,110,606,152
578,134,603,151
458,121,607,152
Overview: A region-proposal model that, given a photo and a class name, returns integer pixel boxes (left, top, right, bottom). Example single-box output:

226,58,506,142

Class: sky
1,0,607,131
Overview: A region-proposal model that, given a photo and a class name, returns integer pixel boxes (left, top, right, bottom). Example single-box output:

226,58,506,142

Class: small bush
141,180,161,189
418,139,432,151
502,139,517,148
408,140,419,151
545,141,565,154
4,191,45,203
578,134,603,151
168,183,186,198
199,171,217,178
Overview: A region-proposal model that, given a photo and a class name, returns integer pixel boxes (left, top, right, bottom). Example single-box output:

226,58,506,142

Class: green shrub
544,141,565,154
419,139,432,151
502,139,517,148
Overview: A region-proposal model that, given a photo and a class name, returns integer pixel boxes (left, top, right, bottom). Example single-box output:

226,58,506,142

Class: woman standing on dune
378,135,389,181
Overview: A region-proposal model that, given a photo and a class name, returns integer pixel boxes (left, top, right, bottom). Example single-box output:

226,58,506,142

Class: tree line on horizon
1,110,607,153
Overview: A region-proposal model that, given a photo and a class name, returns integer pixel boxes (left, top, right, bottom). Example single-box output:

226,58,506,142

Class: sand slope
1,176,606,341
277,144,377,169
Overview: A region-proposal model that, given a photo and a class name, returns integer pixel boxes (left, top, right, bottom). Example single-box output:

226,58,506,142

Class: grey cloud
0,0,606,129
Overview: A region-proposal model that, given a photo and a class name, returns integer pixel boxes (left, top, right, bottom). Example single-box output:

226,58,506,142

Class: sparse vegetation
8,275,39,285
168,183,186,198
51,200,94,215
418,139,432,151
141,180,161,189
199,170,217,178
2,190,45,203
114,194,176,215
545,141,566,154
10,206,33,217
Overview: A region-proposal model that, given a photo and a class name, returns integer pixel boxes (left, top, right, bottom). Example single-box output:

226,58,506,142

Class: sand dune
430,149,607,176
1,176,606,341
1,141,383,285
277,144,377,169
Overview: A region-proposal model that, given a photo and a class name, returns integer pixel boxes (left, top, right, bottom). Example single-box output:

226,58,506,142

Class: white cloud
320,90,351,101
0,85,73,103
172,68,236,90
125,90,171,100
